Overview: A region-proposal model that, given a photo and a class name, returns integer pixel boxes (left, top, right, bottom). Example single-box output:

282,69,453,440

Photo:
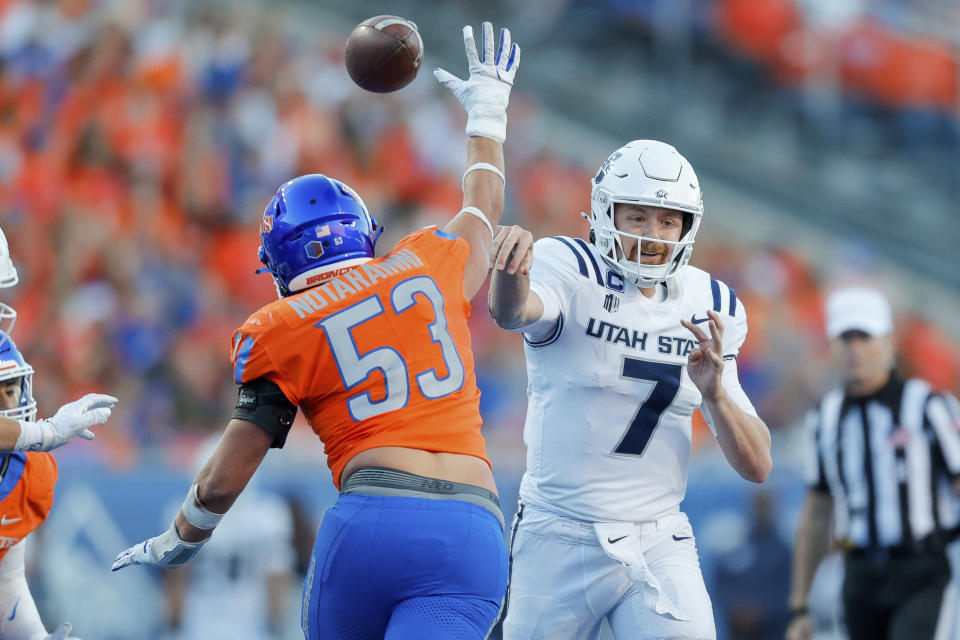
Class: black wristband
789,606,809,620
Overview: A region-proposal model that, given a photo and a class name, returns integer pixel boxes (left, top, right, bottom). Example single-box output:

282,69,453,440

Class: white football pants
501,502,716,640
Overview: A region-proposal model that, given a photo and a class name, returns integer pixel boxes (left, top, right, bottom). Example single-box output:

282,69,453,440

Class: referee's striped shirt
804,374,960,549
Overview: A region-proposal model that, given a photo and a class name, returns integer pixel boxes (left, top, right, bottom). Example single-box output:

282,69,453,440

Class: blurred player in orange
114,20,522,639
0,228,119,640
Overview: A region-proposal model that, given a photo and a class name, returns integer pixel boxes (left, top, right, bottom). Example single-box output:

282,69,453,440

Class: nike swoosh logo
607,535,628,544
8,597,18,621
672,534,693,541
690,315,710,324
0,516,21,525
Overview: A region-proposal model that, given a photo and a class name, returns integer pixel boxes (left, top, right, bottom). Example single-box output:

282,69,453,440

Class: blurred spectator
712,492,791,640
0,0,955,474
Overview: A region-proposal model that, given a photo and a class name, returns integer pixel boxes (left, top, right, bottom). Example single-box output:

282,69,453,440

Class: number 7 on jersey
613,357,683,456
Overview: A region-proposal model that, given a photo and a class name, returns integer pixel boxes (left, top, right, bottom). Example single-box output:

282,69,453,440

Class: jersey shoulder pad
534,236,606,286
680,266,747,356
230,304,288,387
678,266,739,316
393,226,469,267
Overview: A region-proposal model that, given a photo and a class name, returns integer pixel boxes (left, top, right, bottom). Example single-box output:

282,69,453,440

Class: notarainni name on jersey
586,317,699,356
286,249,424,318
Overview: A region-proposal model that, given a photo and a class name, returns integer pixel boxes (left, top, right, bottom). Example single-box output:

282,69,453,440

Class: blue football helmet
257,174,383,297
0,330,35,422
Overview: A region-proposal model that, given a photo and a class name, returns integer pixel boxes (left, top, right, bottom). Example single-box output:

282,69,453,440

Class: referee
787,287,960,640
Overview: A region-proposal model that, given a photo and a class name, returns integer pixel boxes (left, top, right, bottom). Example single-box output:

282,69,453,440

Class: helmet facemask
0,227,18,289
587,140,704,288
0,331,36,422
0,303,15,339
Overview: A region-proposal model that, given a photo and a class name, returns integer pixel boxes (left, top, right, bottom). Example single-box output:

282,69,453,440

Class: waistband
341,466,503,529
515,500,688,546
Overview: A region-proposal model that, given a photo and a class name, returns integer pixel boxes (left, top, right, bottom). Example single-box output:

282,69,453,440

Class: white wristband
461,162,505,191
458,206,495,239
181,484,224,531
14,420,45,452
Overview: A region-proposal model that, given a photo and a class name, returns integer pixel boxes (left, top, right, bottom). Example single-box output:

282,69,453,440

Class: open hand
490,225,534,275
433,22,521,142
680,309,725,399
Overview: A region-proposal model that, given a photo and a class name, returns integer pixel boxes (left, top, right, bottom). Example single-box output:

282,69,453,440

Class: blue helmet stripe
233,336,256,384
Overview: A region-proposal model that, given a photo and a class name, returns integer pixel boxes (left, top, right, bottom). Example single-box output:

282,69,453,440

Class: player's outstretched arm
0,393,118,452
435,22,521,300
112,419,271,571
488,225,543,329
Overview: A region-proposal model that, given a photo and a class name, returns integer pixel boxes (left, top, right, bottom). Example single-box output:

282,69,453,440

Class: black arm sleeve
232,378,297,448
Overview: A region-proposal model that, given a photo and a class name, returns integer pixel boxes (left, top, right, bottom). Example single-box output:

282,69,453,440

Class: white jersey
517,236,757,523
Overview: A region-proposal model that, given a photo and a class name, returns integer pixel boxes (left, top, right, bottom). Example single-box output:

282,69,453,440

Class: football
344,15,423,93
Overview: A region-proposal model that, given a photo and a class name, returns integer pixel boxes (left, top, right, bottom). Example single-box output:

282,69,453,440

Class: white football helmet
586,140,703,287
0,226,17,337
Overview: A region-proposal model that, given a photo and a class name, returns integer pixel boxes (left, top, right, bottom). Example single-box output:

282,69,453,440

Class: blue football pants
301,493,508,639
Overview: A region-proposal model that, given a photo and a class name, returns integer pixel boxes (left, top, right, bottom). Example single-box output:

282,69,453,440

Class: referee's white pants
502,502,716,640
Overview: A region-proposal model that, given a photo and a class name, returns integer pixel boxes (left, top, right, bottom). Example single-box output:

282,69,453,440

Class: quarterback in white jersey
489,140,772,639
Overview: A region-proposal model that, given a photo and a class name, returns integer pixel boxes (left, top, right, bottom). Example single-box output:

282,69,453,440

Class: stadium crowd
0,0,957,478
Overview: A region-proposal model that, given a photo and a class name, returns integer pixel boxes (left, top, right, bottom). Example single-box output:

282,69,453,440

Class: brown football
344,15,423,93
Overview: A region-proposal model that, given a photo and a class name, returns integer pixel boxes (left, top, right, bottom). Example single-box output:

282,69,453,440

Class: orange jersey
230,227,488,488
0,452,57,560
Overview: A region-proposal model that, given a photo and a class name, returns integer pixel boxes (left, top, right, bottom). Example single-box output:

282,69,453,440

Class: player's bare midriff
341,446,498,495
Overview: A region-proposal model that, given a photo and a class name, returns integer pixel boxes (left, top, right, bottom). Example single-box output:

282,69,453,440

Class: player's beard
636,240,667,265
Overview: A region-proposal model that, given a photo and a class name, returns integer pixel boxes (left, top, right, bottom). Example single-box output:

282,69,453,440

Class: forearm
789,493,833,610
705,391,772,482
489,271,539,329
176,420,271,543
463,136,505,229
0,417,21,451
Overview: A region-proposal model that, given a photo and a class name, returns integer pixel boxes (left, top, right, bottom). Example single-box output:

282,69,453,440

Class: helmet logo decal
315,225,331,237
655,189,668,199
261,215,274,233
594,151,622,184
305,241,325,259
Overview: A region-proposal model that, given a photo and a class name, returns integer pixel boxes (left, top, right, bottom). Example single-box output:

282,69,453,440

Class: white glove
32,622,81,640
112,522,206,572
433,22,521,143
15,393,118,452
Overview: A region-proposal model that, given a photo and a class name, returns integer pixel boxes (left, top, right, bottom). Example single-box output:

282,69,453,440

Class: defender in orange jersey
0,327,118,640
114,21,523,639
0,232,118,640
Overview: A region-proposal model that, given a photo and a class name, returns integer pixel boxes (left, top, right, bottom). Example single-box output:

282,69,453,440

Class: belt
341,466,504,529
